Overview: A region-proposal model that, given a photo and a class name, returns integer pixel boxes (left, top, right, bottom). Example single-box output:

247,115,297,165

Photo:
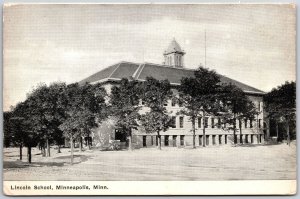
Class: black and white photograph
2,3,296,195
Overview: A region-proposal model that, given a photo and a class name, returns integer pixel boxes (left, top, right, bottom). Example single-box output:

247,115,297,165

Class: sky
3,4,296,111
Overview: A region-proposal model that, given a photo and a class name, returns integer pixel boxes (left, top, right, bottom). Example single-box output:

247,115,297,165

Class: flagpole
205,29,207,67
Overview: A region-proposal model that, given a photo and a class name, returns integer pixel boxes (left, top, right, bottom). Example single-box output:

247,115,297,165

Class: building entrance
115,129,128,146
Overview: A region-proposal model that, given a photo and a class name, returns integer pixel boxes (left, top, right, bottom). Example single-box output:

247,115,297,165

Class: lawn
3,142,296,181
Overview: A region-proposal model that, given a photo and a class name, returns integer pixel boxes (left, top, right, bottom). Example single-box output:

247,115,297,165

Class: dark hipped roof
80,61,265,95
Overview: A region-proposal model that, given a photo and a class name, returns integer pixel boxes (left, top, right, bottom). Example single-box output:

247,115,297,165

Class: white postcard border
3,180,297,195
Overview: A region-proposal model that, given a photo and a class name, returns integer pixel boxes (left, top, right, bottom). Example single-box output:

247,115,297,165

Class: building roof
164,38,185,55
79,61,265,95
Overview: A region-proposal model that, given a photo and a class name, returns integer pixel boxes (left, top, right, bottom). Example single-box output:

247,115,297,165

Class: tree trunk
27,146,32,164
87,134,91,150
157,131,161,150
202,111,206,147
128,129,133,151
192,118,196,149
46,138,50,157
239,121,242,144
70,136,74,165
57,145,61,153
19,144,22,160
286,120,290,146
233,114,237,144
42,146,46,157
276,121,279,142
88,139,91,150
79,137,83,152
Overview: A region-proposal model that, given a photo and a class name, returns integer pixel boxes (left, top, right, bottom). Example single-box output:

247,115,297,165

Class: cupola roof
164,38,185,55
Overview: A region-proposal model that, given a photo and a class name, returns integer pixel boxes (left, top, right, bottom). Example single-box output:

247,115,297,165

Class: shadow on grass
234,142,283,147
234,144,258,147
3,161,29,169
54,154,89,165
3,160,64,169
4,155,89,169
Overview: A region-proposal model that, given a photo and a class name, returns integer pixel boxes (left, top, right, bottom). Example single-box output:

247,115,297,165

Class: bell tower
163,38,185,68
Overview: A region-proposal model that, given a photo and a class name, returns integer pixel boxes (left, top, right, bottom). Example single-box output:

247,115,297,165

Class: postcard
3,3,296,195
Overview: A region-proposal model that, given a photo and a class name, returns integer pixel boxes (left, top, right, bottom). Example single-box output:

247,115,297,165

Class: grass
3,142,296,181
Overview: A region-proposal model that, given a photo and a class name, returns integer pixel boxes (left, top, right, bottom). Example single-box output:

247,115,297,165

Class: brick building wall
88,83,265,149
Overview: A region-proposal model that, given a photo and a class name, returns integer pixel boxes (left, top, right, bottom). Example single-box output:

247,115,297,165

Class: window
198,117,202,128
171,116,176,128
141,99,145,105
206,135,209,146
199,135,203,146
219,135,222,144
171,98,176,107
211,118,215,128
164,101,168,106
180,135,184,146
258,119,261,128
225,135,227,144
260,134,262,143
212,135,216,145
218,118,221,128
143,136,147,147
244,119,248,128
204,117,208,128
164,135,169,146
179,117,184,128
172,135,177,147
151,136,154,146
250,119,253,128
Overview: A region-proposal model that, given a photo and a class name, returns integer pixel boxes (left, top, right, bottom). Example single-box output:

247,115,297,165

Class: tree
140,77,174,150
264,81,296,146
8,82,67,163
24,82,67,157
110,78,142,150
179,66,222,147
59,83,107,164
178,79,204,149
52,128,64,153
11,101,39,163
5,108,27,160
9,116,25,160
3,111,13,148
219,84,257,144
